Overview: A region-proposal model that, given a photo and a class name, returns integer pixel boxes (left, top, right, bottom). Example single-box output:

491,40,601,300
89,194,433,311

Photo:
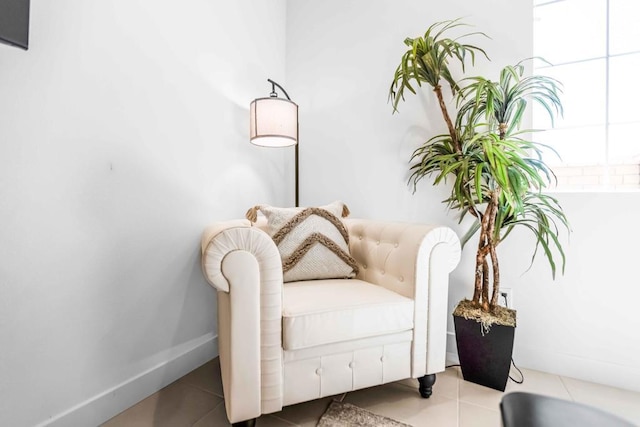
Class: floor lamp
250,79,299,207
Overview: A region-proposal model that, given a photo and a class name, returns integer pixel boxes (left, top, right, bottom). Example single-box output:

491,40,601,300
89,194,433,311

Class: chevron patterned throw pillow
246,201,359,282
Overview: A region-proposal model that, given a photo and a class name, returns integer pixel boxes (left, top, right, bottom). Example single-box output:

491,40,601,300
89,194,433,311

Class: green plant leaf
391,21,569,313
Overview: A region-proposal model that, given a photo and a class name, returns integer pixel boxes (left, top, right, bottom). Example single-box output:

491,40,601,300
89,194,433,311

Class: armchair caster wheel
418,374,436,398
232,418,256,427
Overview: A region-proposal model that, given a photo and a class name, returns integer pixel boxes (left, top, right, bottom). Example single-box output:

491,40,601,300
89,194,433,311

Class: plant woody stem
481,198,495,312
488,189,501,310
474,120,508,312
471,257,484,305
499,123,507,140
472,238,484,306
489,244,500,309
487,130,508,310
481,259,490,312
473,203,493,308
434,85,461,153
472,189,502,312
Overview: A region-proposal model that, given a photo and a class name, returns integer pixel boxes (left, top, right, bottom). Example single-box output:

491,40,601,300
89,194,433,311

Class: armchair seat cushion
282,279,414,351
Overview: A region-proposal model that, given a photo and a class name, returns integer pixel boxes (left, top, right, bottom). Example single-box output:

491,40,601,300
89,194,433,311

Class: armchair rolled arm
201,219,283,292
200,220,284,422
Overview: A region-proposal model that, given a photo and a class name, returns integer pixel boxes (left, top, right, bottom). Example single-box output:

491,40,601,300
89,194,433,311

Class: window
534,0,640,190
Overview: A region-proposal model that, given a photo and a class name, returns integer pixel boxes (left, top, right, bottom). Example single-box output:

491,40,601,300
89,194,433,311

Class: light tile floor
102,357,640,426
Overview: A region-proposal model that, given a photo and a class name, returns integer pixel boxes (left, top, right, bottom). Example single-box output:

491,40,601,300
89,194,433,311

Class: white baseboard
445,331,458,366
514,344,640,393
446,351,459,366
38,333,218,427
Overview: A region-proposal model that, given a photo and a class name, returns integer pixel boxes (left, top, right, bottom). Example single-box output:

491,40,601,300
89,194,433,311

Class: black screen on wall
0,0,30,50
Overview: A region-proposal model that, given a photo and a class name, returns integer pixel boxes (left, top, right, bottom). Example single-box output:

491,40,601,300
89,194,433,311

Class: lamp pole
266,79,299,207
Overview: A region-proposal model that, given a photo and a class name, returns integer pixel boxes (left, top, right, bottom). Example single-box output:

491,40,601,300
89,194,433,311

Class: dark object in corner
501,392,635,427
0,0,30,50
454,314,515,391
232,419,256,427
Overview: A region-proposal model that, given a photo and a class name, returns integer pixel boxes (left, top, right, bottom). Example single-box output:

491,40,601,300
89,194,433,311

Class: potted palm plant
389,19,570,391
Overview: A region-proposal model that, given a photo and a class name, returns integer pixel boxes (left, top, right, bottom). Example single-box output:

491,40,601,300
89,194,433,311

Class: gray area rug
317,401,413,427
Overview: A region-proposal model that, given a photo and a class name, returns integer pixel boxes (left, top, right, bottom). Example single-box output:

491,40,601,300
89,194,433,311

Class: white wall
506,192,640,390
286,0,640,392
0,1,289,425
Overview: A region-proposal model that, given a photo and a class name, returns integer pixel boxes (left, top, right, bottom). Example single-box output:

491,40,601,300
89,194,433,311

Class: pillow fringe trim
281,232,359,275
272,208,350,245
246,203,350,224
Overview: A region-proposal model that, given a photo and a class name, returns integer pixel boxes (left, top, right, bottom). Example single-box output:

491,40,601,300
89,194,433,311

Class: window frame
533,0,640,191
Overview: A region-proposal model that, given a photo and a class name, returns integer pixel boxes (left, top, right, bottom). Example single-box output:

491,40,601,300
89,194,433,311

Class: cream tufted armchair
201,217,461,426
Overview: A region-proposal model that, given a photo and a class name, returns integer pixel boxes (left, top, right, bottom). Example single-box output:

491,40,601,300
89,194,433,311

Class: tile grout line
179,378,225,399
395,381,419,392
191,400,226,426
447,366,461,427
457,399,500,413
456,369,461,427
455,375,460,427
181,382,225,399
268,414,300,426
558,375,575,402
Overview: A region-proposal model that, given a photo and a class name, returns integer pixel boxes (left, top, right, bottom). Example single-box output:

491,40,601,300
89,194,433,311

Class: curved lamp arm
267,78,292,101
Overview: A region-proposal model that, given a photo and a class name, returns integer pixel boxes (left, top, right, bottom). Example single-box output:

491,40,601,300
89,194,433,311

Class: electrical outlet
500,288,514,309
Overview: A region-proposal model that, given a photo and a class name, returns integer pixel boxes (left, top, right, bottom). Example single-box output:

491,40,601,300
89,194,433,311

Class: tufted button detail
359,235,363,240
394,242,399,248
399,276,404,282
376,240,380,245
315,368,323,375
363,264,367,269
349,362,355,369
380,356,385,362
381,270,385,275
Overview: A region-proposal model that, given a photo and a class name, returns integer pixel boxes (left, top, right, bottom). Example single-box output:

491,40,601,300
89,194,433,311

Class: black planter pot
454,314,515,391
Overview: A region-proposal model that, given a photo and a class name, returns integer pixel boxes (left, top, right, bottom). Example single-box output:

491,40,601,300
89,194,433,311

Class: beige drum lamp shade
250,97,298,147
250,78,300,206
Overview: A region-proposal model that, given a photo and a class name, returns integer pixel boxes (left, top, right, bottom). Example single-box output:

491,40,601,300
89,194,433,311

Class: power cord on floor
447,361,523,383
502,292,525,385
509,358,524,384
